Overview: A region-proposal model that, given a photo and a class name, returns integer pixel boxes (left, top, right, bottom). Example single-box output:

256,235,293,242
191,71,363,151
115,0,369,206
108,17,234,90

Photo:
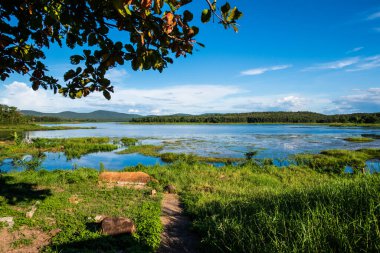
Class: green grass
329,123,380,128
343,137,375,142
117,144,164,157
124,162,380,253
0,137,118,161
294,148,380,174
0,124,96,132
117,144,242,164
11,237,33,248
120,137,139,146
0,169,162,252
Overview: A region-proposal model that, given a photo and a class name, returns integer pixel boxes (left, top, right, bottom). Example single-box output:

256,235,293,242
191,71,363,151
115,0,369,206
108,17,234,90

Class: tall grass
126,162,380,253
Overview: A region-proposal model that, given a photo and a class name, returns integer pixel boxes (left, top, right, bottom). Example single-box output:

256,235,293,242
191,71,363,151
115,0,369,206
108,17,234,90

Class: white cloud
330,88,380,113
150,109,161,115
104,68,129,85
304,55,380,72
304,57,359,71
347,55,380,71
2,81,379,115
240,65,292,76
346,47,364,54
127,109,140,113
367,11,380,20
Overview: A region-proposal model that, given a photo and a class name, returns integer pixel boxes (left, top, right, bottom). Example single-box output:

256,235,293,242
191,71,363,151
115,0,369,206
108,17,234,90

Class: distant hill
21,110,142,122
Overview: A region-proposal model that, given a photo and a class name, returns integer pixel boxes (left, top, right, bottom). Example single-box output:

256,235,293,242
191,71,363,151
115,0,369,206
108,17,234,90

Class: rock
94,215,106,223
150,189,157,196
0,217,14,228
99,172,152,185
26,206,37,218
164,184,176,194
26,200,41,218
101,217,136,235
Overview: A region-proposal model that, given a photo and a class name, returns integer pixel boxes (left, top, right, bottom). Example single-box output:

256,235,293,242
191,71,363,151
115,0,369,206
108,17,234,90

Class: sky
1,0,380,115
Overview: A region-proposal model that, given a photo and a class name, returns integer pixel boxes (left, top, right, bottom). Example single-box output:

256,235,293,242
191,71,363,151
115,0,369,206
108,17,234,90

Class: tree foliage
0,104,28,124
131,111,380,124
0,0,242,99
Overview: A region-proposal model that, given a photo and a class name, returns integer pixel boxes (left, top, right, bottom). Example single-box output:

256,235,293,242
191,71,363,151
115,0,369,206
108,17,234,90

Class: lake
1,123,380,171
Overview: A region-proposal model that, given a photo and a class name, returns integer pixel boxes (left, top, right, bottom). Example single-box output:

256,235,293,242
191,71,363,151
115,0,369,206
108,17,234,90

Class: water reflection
1,152,164,172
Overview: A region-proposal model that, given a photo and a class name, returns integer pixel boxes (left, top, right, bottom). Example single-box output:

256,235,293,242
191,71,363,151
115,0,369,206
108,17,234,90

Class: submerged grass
117,144,242,164
344,137,374,142
117,144,164,157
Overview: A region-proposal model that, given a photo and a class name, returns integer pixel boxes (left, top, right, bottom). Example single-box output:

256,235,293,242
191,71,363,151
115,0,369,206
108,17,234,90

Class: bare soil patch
0,227,51,253
158,193,200,253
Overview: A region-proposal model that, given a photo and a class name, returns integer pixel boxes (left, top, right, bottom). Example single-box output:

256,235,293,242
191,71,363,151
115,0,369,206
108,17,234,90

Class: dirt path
157,193,200,253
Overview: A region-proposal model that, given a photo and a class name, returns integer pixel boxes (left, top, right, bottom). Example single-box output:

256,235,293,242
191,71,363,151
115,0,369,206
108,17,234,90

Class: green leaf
228,7,243,21
75,90,83,98
64,69,76,81
32,82,40,91
103,90,111,100
125,44,135,53
70,55,84,65
201,9,211,23
88,33,97,46
113,0,126,17
221,2,231,14
183,10,193,22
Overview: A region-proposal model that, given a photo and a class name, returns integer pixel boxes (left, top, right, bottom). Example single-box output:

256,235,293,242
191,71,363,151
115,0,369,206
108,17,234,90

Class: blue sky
1,0,380,114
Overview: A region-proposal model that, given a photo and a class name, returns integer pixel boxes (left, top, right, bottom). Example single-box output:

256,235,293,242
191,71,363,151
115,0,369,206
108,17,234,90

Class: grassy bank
0,124,96,132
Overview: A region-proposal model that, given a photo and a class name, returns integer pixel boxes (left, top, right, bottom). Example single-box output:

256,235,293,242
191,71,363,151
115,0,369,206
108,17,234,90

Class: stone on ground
99,172,152,186
101,217,136,235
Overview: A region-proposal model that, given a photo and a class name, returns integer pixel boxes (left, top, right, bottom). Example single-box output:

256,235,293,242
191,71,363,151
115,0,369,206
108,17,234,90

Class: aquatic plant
117,145,164,157
120,137,139,147
344,137,374,142
294,149,380,174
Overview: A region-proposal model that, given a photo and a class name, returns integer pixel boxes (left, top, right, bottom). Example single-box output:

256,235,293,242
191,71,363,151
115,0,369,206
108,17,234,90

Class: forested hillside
131,111,380,124
21,110,141,122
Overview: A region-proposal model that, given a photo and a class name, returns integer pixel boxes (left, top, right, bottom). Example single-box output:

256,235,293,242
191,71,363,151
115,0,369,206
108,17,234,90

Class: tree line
0,104,28,124
131,111,380,124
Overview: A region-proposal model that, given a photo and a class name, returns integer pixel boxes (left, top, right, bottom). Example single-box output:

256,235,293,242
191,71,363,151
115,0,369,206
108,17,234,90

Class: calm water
1,123,380,171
